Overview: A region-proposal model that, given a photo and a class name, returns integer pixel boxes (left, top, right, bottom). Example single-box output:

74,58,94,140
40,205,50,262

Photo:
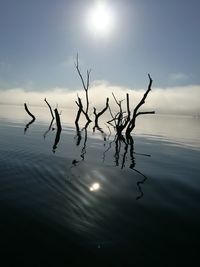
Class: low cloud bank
0,82,199,115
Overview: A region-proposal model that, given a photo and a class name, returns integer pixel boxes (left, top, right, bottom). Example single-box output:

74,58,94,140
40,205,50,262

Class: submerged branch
52,108,62,153
94,97,109,127
44,98,54,119
54,108,62,131
24,103,35,120
126,74,155,136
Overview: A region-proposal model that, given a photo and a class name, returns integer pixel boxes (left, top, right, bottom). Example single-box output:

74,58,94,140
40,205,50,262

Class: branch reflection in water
68,121,90,180
24,117,35,134
103,134,150,200
52,108,62,153
74,121,90,163
23,116,151,200
43,118,54,139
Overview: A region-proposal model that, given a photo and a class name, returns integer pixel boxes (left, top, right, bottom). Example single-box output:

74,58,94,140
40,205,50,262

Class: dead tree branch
54,108,62,131
126,74,155,137
24,103,35,120
75,96,92,123
53,108,62,153
44,98,54,119
116,93,131,136
93,97,109,127
75,54,91,121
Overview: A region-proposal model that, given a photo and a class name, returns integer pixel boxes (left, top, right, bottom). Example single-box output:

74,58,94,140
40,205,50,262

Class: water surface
0,104,200,266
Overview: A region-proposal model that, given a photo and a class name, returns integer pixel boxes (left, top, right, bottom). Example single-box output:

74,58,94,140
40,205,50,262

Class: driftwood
24,103,36,133
54,108,62,130
24,103,35,120
44,98,54,119
52,108,62,153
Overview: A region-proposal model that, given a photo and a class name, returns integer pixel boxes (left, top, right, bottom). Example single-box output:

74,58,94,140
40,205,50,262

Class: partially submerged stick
93,97,109,127
54,108,62,130
44,98,54,119
126,74,155,136
24,103,35,120
53,108,62,153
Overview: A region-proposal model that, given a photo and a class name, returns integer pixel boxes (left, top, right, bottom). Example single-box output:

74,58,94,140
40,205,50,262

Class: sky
0,0,200,114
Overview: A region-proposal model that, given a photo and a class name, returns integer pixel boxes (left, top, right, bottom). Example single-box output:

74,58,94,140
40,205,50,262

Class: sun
87,2,114,37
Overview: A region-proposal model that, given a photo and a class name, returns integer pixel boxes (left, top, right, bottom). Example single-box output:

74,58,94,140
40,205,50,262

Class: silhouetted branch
75,96,83,124
126,74,155,136
44,98,54,119
24,103,35,120
107,107,119,127
93,97,109,127
116,93,131,136
75,54,91,120
75,97,92,123
54,108,62,130
52,108,62,153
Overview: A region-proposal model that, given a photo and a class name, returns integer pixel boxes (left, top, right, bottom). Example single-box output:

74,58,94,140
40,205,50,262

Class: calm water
0,104,200,266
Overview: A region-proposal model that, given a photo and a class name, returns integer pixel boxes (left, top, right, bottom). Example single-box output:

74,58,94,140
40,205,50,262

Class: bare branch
44,98,54,119
126,74,155,136
24,103,36,120
93,98,109,127
134,74,153,114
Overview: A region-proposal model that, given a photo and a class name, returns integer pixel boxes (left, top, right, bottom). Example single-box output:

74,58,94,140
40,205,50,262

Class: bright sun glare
87,2,114,37
90,182,100,191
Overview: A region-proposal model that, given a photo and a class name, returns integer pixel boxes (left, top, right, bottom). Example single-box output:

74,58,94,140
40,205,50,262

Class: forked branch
126,74,155,136
93,97,109,127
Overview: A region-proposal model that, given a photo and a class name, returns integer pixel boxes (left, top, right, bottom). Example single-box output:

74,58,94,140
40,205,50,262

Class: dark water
0,105,200,266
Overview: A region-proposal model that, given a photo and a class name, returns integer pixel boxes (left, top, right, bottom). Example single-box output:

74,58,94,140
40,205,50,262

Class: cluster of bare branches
24,60,155,200
24,55,155,153
74,54,110,131
74,54,92,125
107,74,155,140
74,55,155,139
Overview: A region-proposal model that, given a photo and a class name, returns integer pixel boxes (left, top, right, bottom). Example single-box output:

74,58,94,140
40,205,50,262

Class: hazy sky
0,0,200,91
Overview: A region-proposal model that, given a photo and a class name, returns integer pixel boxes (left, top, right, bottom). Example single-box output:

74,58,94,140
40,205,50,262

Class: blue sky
0,0,200,91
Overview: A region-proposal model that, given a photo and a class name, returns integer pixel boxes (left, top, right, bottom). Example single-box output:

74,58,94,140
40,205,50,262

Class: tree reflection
43,118,54,139
104,133,150,200
24,118,35,134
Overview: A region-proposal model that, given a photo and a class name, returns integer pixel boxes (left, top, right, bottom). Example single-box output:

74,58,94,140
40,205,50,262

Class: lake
0,104,200,266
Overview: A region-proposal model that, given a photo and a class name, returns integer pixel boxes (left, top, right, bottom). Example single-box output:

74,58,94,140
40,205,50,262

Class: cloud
0,81,199,115
169,72,189,81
